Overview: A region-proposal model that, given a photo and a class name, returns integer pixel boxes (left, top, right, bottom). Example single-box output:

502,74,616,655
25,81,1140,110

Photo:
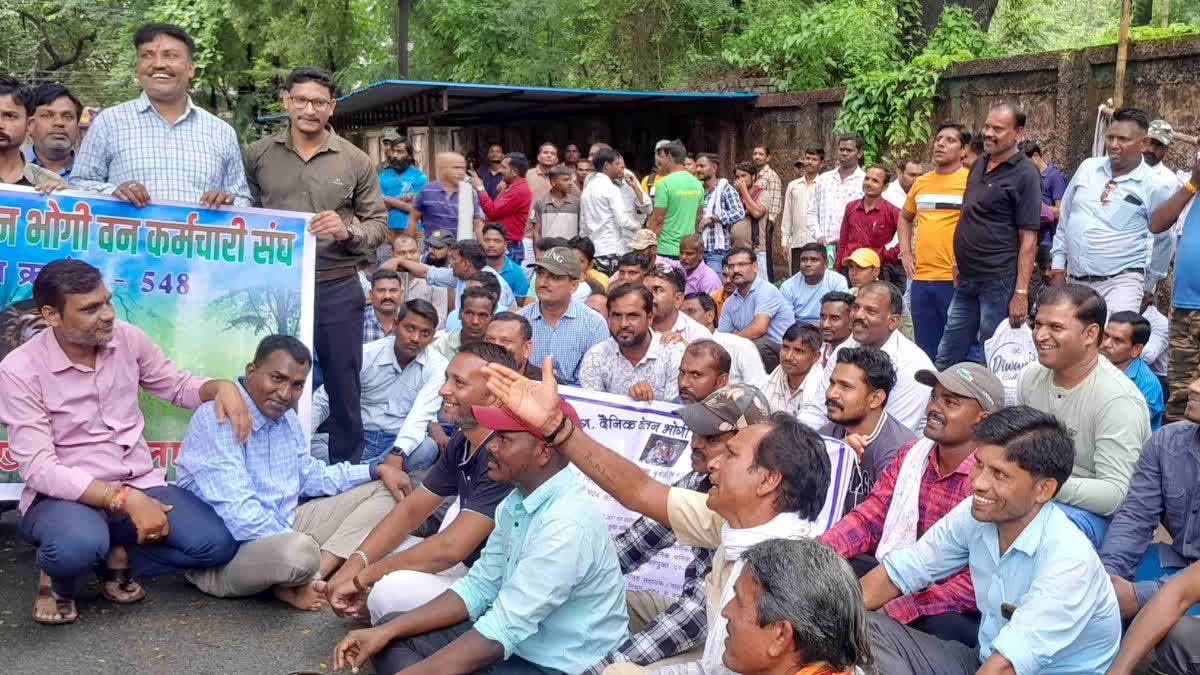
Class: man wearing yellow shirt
898,123,971,360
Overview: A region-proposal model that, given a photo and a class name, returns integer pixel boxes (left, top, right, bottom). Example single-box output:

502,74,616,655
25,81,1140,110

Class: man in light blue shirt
780,242,849,324
333,399,627,675
1048,107,1174,315
519,247,610,385
393,239,517,310
178,335,407,610
861,406,1121,674
717,246,795,372
312,300,447,467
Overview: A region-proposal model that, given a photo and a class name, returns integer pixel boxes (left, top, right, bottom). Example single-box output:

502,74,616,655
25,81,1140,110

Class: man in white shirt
882,158,925,209
799,281,933,433
680,291,770,391
808,133,866,249
1141,293,1169,393
764,322,825,418
581,147,642,275
780,148,824,274
1143,120,1192,293
645,265,710,343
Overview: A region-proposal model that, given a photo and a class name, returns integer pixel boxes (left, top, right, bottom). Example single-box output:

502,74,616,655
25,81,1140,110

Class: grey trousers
865,611,979,675
1155,616,1200,675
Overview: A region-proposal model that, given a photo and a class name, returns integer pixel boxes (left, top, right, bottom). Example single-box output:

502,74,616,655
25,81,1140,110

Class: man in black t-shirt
935,103,1042,369
320,342,516,623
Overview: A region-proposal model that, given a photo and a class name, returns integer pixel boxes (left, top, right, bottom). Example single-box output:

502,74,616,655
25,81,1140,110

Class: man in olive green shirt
644,142,704,258
243,67,388,465
1017,284,1150,547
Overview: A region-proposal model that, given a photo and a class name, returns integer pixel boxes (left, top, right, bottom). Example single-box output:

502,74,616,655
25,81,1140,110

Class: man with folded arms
178,336,404,610
333,387,627,674
820,362,1001,646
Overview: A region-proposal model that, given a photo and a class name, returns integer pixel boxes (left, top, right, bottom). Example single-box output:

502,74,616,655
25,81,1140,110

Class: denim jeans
1132,544,1200,613
934,277,1016,369
1057,502,1110,548
363,430,442,470
911,280,956,361
704,250,726,277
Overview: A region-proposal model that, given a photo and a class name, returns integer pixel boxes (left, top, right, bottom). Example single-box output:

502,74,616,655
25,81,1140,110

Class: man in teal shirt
646,141,704,258
378,133,428,235
333,398,627,674
1101,311,1165,429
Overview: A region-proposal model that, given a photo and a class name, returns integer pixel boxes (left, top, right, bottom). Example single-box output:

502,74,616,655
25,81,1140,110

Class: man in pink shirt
0,259,250,624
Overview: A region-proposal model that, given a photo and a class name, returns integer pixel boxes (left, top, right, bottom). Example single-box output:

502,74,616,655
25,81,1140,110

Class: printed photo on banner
0,185,316,499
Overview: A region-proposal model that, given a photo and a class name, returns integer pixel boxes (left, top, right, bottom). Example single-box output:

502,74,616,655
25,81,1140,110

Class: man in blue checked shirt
861,406,1121,674
333,397,627,675
177,335,410,611
70,23,250,209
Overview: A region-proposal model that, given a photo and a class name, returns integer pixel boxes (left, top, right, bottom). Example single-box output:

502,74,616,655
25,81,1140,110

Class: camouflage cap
381,127,403,142
674,384,772,437
1148,120,1173,146
628,228,658,251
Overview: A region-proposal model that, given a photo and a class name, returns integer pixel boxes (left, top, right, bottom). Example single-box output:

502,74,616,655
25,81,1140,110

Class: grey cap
915,363,1005,413
531,247,582,279
426,230,455,249
1148,120,1173,146
675,384,771,436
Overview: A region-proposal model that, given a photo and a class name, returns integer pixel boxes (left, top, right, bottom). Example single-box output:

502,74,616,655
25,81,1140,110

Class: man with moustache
822,347,916,511
0,77,65,189
322,343,518,623
484,312,543,381
362,269,404,343
428,286,497,362
579,284,686,402
677,341,732,405
378,134,427,240
680,293,770,390
589,384,765,673
518,247,609,385
645,265,710,343
678,234,722,295
820,362,1001,646
764,322,825,418
817,291,855,368
25,83,82,179
717,247,795,372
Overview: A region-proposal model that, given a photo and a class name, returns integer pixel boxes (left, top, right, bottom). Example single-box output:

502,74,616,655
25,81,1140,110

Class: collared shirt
835,198,901,268
1017,358,1150,516
780,270,849,324
478,176,533,242
532,191,581,240
1051,157,1174,277
683,261,721,295
820,440,978,624
243,126,388,271
451,469,628,674
1124,358,1164,430
701,332,770,390
71,93,251,206
798,331,934,434
312,338,447,457
518,299,610,385
176,383,371,542
764,362,825,418
429,330,463,363
1101,421,1200,606
717,277,794,343
378,164,427,230
413,180,484,241
492,256,530,298
421,431,515,566
0,321,209,512
701,178,744,253
578,332,686,402
822,413,916,511
23,145,73,179
669,311,713,344
808,167,866,243
581,173,641,258
362,306,394,343
1141,305,1169,377
591,471,713,672
426,265,516,309
6,159,62,187
781,176,819,248
1041,162,1068,206
1147,162,1183,285
954,152,1043,282
882,180,907,209
753,163,783,224
882,500,1121,673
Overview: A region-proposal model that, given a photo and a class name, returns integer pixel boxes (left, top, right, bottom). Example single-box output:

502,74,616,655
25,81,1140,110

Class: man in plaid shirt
695,153,745,273
587,383,769,673
818,362,1003,647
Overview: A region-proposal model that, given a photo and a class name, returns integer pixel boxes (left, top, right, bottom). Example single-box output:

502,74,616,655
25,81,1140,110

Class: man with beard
579,284,686,402
1017,284,1150,547
391,239,516,311
378,134,427,240
479,142,505,199
322,343,517,624
780,242,849,325
800,282,932,432
822,346,916,511
645,265,710,343
362,269,404,343
484,312,543,381
678,234,721,295
1142,120,1192,293
472,153,533,264
818,290,855,367
588,385,767,673
0,77,66,189
429,287,496,362
680,293,769,391
716,247,795,372
764,322,825,418
25,83,81,179
820,362,1000,646
312,300,446,470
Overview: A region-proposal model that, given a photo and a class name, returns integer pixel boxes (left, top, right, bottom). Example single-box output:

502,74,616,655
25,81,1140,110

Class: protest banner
0,185,315,501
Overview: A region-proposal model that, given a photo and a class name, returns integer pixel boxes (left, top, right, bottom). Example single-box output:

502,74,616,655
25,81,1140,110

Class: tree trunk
921,0,1003,34
1132,0,1154,25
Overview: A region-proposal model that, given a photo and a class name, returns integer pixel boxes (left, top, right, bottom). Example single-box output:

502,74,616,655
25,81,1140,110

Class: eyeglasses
1100,180,1117,206
289,96,332,112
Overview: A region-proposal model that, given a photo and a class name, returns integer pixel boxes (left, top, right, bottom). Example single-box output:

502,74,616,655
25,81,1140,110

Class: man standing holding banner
243,66,388,464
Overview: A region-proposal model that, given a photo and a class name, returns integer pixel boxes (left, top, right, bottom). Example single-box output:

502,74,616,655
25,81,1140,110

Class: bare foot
274,581,329,611
101,545,145,604
33,572,77,624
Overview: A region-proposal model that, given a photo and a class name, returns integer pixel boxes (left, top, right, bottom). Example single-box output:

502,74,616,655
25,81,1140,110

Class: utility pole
397,0,410,78
1114,0,1132,107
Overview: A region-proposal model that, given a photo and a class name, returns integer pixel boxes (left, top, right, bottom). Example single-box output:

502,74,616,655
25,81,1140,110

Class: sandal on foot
32,585,77,625
99,566,146,604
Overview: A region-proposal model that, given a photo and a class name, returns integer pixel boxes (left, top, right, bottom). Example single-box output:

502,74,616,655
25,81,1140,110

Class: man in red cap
333,394,629,675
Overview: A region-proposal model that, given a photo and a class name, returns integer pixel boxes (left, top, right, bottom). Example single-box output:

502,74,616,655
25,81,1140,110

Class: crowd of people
3,20,1200,675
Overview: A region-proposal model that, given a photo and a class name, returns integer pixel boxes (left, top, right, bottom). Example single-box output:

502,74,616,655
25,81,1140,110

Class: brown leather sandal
32,584,77,625
99,566,146,604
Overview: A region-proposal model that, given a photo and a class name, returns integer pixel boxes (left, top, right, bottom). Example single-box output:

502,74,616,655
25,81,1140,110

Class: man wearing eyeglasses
243,66,389,465
1047,107,1176,315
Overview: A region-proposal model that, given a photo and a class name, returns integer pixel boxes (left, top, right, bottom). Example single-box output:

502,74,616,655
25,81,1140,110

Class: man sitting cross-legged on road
178,335,405,610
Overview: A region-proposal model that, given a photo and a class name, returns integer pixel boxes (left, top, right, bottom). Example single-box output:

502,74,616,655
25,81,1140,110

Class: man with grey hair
721,538,873,675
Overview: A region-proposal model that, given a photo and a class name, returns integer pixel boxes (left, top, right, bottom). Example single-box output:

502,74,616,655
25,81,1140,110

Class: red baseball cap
471,400,582,440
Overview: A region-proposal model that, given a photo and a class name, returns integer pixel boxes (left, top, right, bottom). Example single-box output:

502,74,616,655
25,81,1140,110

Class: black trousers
315,274,365,464
849,555,981,648
373,615,565,675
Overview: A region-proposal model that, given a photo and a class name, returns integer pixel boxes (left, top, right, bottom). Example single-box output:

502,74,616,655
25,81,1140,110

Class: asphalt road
0,510,371,675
